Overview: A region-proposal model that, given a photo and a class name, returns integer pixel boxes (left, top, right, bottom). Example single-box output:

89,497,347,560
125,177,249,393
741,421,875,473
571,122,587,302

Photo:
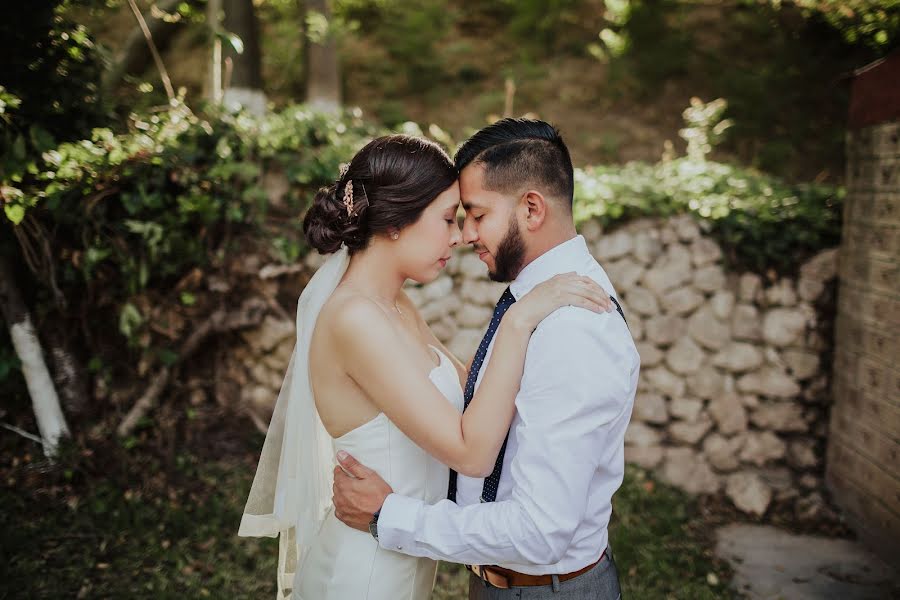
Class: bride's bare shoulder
318,289,392,341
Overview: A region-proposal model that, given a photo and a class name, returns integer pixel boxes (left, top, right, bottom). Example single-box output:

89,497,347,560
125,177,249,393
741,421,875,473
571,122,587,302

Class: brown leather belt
466,551,605,589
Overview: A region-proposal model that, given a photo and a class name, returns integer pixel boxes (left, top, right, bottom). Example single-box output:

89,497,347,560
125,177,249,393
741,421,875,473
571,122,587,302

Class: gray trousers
467,549,621,600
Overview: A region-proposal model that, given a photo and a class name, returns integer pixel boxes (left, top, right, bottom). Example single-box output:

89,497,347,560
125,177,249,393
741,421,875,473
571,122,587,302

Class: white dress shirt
377,235,640,574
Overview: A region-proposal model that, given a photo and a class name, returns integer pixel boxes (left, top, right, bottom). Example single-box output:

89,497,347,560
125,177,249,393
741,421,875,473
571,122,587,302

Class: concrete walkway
715,524,899,599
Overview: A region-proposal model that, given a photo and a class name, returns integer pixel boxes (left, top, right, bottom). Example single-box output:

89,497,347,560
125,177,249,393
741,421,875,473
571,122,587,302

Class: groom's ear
522,190,547,231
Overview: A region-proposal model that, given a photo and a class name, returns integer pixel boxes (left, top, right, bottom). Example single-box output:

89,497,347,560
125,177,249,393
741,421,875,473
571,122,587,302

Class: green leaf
4,203,25,225
158,348,179,366
119,303,143,340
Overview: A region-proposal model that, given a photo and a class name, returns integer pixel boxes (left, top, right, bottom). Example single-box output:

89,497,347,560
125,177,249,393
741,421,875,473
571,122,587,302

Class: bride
239,134,609,599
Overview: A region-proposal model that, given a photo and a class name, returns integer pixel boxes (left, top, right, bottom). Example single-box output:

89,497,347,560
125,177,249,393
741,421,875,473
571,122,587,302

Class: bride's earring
391,232,399,240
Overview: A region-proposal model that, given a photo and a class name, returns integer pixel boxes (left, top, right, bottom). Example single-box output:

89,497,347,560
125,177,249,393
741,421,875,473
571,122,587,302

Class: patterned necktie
447,287,516,502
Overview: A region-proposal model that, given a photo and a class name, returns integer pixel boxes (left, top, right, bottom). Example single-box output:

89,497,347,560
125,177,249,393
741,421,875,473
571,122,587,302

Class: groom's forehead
459,162,487,187
459,165,494,210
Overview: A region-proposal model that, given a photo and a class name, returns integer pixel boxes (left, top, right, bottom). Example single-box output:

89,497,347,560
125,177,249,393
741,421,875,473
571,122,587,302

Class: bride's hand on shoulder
507,273,613,332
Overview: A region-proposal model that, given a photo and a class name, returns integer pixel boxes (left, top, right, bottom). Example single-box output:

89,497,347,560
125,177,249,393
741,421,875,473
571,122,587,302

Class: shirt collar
509,235,592,301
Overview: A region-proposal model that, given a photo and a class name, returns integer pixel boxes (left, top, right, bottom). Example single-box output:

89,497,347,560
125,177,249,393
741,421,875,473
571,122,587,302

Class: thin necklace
340,281,403,317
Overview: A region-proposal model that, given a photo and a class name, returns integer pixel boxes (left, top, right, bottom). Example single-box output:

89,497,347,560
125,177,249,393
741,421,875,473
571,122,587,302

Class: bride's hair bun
303,182,366,254
303,134,456,255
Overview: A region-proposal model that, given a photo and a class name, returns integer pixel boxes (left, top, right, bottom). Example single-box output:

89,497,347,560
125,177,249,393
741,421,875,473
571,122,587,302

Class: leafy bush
0,1,109,254
3,97,841,351
775,0,900,52
3,101,376,349
575,159,842,274
0,1,106,140
573,99,842,274
0,95,842,404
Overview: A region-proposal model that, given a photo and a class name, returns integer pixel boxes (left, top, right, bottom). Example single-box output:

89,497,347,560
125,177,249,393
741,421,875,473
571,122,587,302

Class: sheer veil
239,245,350,599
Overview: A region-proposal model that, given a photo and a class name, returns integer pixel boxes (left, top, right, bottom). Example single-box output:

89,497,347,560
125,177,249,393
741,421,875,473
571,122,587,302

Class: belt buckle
483,566,510,589
469,564,510,589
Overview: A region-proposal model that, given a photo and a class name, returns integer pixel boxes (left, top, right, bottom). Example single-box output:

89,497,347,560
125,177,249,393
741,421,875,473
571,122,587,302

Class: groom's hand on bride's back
332,450,393,532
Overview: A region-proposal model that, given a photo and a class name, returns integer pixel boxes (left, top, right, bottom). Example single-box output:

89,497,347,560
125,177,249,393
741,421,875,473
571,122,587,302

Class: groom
333,118,639,599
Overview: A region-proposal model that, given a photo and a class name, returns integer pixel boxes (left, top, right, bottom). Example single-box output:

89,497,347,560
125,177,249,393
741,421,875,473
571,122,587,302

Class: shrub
573,98,842,274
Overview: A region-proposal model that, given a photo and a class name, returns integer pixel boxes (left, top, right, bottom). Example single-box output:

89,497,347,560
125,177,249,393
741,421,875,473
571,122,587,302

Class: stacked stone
234,314,296,429
235,213,838,518
405,214,836,517
584,215,837,517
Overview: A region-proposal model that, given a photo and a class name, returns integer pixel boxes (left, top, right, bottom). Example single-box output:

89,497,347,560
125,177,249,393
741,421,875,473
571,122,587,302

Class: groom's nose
462,218,479,245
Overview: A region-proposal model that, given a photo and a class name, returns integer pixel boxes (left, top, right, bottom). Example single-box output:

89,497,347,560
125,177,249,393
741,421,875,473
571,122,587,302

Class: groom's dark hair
454,118,574,209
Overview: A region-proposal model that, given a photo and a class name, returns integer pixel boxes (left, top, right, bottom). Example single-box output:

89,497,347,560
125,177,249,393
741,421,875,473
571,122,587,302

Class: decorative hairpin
342,180,354,216
338,162,369,218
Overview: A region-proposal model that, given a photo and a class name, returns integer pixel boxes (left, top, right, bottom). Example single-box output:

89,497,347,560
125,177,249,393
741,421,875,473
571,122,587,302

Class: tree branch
124,0,177,101
116,298,268,437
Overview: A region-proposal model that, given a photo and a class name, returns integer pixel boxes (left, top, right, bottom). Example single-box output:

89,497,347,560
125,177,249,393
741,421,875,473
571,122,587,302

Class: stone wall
235,214,839,518
827,118,900,561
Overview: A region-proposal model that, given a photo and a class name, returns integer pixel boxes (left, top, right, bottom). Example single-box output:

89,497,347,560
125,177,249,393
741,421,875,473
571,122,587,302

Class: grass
0,447,278,598
610,468,736,599
1,426,733,600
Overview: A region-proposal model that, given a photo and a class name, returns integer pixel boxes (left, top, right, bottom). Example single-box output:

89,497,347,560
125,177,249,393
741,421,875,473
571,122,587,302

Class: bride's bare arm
332,296,528,477
402,282,612,390
333,274,608,477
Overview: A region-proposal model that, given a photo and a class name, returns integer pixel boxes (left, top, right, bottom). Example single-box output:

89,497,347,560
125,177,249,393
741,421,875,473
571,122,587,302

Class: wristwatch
368,509,381,540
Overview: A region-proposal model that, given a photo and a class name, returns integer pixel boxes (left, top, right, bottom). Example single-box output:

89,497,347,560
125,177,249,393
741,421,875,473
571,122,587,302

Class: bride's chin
408,267,443,285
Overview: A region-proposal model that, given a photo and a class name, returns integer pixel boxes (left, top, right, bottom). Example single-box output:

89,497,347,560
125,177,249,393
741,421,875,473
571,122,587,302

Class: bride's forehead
432,182,461,206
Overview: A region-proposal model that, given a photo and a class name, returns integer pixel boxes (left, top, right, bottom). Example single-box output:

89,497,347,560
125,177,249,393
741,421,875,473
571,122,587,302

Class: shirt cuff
377,493,424,554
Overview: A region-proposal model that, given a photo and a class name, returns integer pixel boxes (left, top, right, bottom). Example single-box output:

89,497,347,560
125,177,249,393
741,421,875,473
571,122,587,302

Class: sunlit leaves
786,0,900,52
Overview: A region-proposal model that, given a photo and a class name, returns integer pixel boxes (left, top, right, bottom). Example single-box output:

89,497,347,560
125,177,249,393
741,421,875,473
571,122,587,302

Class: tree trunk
304,0,341,112
0,255,69,456
222,0,267,115
208,0,224,103
101,0,189,95
43,320,90,418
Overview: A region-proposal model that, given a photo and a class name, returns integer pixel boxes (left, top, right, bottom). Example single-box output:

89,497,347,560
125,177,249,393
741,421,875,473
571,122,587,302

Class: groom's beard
489,217,526,283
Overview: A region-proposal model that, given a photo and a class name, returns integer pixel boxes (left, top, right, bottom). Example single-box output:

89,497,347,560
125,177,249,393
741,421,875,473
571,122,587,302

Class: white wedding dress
240,246,463,600
293,345,463,600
